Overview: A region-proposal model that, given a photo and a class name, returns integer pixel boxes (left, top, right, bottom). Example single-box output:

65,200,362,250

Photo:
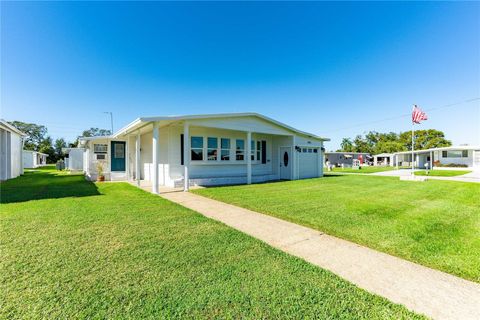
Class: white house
0,120,27,180
78,113,329,192
374,145,480,169
62,147,85,171
23,150,48,168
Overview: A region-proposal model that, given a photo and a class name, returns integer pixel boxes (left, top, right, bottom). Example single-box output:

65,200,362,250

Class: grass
330,166,397,174
194,175,480,283
0,168,423,319
415,170,472,177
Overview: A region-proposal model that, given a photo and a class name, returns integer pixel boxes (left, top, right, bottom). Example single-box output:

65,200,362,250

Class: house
62,147,85,171
374,145,480,169
0,119,27,180
325,152,371,167
373,153,394,166
78,113,329,192
23,150,48,168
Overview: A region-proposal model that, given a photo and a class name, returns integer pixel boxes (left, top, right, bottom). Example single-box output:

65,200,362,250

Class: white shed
63,147,85,170
0,120,27,180
23,150,48,168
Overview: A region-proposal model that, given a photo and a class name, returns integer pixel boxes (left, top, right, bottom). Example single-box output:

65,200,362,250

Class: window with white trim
221,138,230,161
191,136,203,161
207,137,218,161
236,139,245,161
442,150,468,158
94,144,107,154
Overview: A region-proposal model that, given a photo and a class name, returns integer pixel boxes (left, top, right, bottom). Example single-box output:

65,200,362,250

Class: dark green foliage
337,130,452,153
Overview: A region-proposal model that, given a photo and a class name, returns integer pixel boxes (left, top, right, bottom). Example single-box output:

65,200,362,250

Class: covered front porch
117,118,305,193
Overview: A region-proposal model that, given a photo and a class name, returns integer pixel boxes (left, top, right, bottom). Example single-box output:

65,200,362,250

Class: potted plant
96,161,105,182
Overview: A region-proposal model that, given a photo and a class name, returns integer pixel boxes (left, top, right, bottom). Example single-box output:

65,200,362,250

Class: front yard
0,169,422,319
415,169,472,177
195,175,480,282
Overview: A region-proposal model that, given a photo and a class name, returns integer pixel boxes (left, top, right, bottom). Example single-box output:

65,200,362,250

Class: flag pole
412,121,415,176
411,105,415,176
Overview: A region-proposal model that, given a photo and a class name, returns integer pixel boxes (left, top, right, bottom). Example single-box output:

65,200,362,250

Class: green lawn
415,170,472,177
330,166,397,174
194,175,480,283
0,169,422,319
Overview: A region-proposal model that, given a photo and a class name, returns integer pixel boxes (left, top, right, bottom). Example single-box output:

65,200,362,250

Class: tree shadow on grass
0,170,101,204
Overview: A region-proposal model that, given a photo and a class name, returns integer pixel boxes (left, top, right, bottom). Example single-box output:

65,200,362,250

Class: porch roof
111,112,329,141
393,145,480,155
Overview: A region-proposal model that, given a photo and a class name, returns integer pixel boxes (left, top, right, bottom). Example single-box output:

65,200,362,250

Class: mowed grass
330,166,396,174
194,175,480,282
0,169,423,319
415,170,472,177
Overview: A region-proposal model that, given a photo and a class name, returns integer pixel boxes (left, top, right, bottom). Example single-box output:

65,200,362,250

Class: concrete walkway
161,191,480,320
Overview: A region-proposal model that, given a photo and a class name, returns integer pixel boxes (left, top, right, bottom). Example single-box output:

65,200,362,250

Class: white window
236,139,245,161
191,136,203,161
207,137,218,161
442,150,468,158
221,138,230,161
94,144,107,154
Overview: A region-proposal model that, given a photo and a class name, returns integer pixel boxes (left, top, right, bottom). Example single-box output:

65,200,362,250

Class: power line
320,97,480,134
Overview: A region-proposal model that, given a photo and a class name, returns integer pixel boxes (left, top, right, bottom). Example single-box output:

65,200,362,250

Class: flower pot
97,175,105,182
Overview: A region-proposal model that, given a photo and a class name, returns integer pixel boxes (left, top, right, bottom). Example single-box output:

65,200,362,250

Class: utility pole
103,112,113,134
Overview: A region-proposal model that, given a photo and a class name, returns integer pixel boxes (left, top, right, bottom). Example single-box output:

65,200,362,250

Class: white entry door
280,147,292,180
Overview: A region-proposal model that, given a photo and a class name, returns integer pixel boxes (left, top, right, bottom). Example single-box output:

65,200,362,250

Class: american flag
412,105,428,124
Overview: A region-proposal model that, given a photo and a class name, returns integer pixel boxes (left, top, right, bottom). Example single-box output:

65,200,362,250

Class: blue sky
1,1,479,150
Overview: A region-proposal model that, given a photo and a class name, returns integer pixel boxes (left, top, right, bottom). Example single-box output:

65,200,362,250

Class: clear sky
1,1,479,150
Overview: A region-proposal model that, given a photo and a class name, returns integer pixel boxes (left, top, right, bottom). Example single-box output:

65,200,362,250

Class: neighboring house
62,147,85,171
325,152,371,167
374,145,480,169
0,119,27,181
78,113,329,192
23,150,48,168
373,153,394,166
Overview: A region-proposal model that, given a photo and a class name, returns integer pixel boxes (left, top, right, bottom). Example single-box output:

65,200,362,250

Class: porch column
430,151,433,168
152,122,159,194
396,154,399,169
135,132,141,186
183,122,190,191
246,131,252,184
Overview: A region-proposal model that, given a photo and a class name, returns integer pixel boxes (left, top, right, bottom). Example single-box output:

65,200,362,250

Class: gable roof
112,112,329,141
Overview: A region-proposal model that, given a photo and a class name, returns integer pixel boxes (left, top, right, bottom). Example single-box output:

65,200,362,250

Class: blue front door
111,141,126,172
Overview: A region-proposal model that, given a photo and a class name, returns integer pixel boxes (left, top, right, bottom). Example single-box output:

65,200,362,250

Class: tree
81,128,112,137
399,129,451,150
339,129,451,154
9,121,47,151
339,138,354,152
54,138,67,161
38,136,55,163
353,135,373,153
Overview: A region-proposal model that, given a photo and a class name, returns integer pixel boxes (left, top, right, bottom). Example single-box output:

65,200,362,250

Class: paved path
161,191,480,320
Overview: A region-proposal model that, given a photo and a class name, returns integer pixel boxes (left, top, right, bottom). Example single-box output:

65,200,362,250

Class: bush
435,162,468,168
